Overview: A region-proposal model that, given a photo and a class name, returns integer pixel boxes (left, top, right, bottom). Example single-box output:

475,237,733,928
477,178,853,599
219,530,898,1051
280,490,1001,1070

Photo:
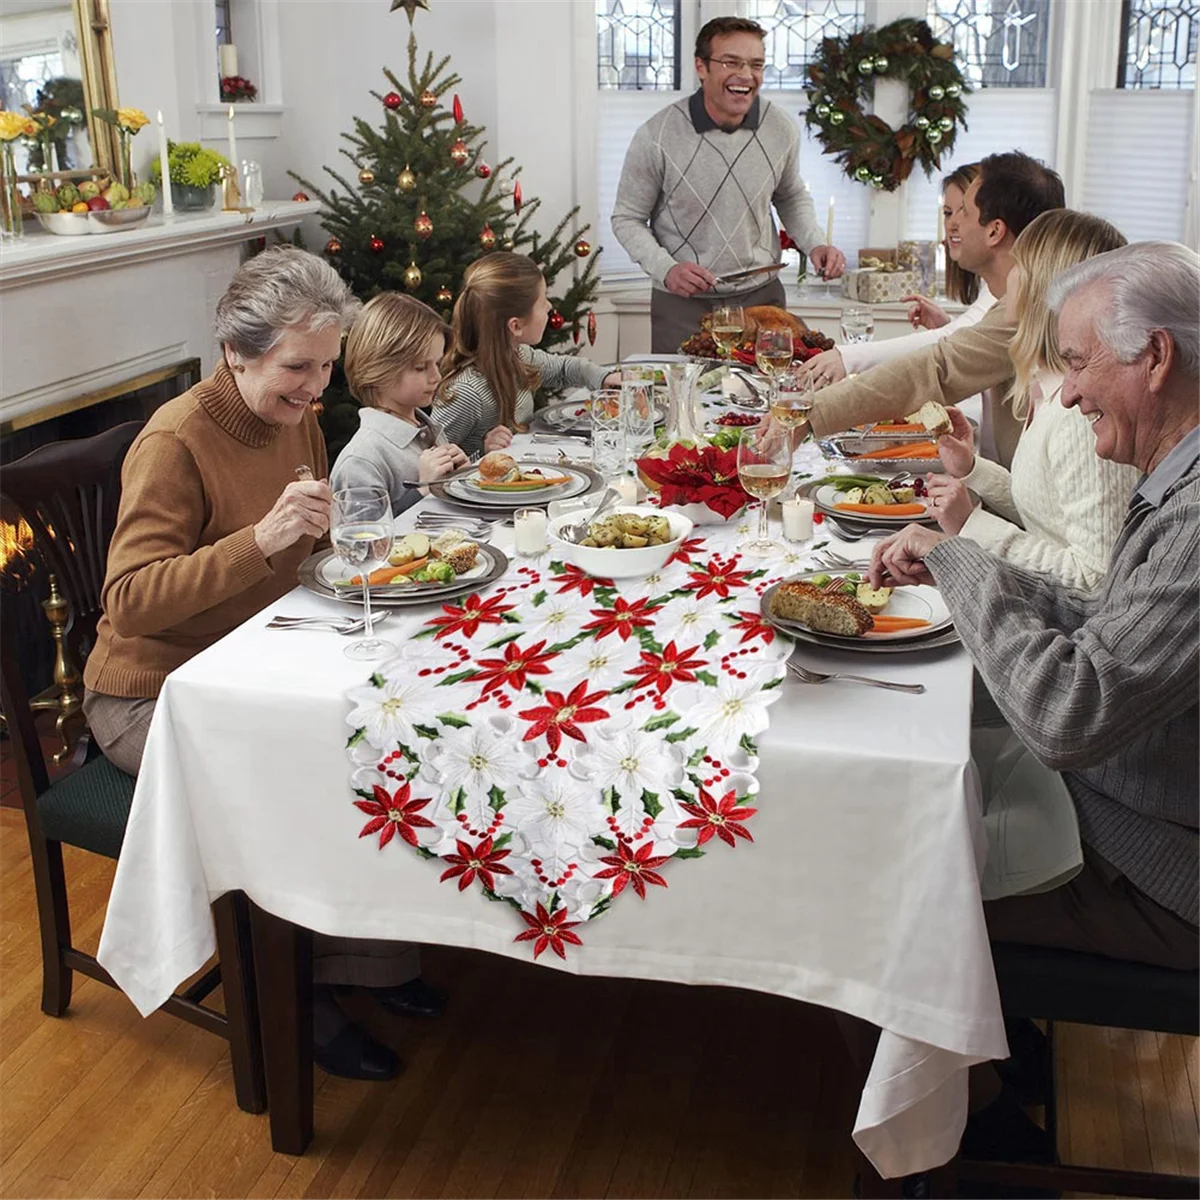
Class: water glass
331,485,395,661
620,378,656,463
589,387,625,479
840,304,875,344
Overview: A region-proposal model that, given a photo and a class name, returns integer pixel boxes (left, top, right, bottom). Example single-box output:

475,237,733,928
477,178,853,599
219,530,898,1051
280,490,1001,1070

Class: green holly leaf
664,726,698,743
527,680,544,695
673,846,706,859
353,787,375,801
501,612,522,623
438,712,471,729
450,786,467,815
671,786,694,803
369,672,386,688
484,631,523,650
346,727,366,748
603,785,618,813
641,789,663,819
686,747,706,768
696,670,719,687
413,723,440,740
413,846,436,860
762,676,783,690
589,895,613,919
738,732,758,756
642,710,680,732
592,834,617,851
703,630,722,650
532,589,547,607
488,784,506,813
492,831,513,850
397,742,419,762
439,668,478,686
549,560,565,573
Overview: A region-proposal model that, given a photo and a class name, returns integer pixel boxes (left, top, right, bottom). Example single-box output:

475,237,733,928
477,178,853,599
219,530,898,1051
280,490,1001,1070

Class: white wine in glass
332,485,395,661
737,422,791,556
770,369,815,444
755,327,794,377
710,304,745,358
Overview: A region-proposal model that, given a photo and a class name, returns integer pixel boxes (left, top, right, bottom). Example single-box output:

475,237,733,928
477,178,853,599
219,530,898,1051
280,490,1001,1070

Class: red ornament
435,285,453,305
574,238,591,257
572,321,581,344
369,235,385,253
452,94,464,123
479,223,496,250
325,237,342,255
587,310,597,346
383,91,402,110
512,180,523,214
547,309,564,331
449,139,469,167
475,162,491,180
414,210,433,239
292,190,309,202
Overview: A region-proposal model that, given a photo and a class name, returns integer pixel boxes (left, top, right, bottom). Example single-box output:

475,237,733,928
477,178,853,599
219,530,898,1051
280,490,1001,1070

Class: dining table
96,396,1008,1182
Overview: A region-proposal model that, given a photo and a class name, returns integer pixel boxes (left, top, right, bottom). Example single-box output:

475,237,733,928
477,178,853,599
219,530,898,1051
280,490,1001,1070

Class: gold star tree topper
390,0,429,20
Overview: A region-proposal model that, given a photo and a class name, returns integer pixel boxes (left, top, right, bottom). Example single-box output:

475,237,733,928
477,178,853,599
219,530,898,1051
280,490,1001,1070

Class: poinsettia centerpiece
636,442,749,519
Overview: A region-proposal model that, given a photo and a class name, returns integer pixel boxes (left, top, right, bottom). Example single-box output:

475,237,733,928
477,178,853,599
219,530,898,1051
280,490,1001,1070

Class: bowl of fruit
32,179,156,236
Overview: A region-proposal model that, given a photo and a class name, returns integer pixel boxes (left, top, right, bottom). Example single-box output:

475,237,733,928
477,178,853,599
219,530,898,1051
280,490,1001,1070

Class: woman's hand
254,479,332,559
418,443,468,483
804,348,846,388
924,474,974,535
936,405,977,478
484,425,514,452
869,524,949,589
902,294,950,330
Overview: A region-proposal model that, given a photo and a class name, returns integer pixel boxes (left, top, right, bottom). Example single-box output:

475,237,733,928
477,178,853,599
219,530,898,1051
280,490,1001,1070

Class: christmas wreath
806,19,970,192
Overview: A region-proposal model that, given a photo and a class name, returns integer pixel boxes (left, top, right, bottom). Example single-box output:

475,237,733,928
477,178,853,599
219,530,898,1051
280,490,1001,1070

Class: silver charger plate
299,543,510,608
431,461,603,510
795,478,939,529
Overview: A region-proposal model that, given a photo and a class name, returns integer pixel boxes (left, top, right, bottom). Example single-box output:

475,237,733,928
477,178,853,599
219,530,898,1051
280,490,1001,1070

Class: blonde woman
332,293,468,516
926,209,1141,587
435,252,619,457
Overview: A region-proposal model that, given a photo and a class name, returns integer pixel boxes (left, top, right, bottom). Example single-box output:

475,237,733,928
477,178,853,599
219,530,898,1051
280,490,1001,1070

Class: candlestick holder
219,162,252,212
28,573,85,765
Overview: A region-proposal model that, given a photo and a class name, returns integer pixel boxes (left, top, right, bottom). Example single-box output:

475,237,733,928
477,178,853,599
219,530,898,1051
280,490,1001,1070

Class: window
216,0,233,46
1119,0,1198,89
927,0,1052,88
744,0,865,90
597,0,682,90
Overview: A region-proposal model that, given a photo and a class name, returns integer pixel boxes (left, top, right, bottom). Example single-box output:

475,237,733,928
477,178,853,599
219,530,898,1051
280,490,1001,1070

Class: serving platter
822,434,946,473
430,461,603,510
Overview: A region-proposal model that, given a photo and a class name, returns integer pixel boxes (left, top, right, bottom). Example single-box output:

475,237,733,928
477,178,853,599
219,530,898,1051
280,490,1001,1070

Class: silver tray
430,461,604,510
299,543,510,608
822,434,946,473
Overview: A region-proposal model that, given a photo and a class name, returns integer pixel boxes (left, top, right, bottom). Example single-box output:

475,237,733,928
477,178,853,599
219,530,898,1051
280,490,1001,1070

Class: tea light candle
514,507,547,556
782,498,814,542
612,476,638,505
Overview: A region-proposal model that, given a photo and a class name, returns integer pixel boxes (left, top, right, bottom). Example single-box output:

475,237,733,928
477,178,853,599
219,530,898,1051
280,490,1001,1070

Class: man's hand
809,244,846,279
803,347,846,387
664,262,716,297
924,474,974,535
254,479,332,559
902,294,951,330
418,443,468,483
869,523,949,589
484,425,514,452
935,406,977,478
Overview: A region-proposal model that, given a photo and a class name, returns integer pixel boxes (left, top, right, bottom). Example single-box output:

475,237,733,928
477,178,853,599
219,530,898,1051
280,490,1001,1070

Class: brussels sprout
808,573,832,587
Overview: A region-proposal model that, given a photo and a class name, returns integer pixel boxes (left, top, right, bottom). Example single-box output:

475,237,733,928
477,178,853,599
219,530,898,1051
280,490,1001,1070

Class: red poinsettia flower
779,228,798,251
729,609,776,645
679,787,757,848
685,556,752,600
669,535,707,566
581,595,658,642
626,640,708,695
439,835,514,892
594,839,671,899
554,561,612,597
354,781,435,849
636,444,749,518
514,901,584,960
426,592,516,640
470,638,557,696
518,680,610,752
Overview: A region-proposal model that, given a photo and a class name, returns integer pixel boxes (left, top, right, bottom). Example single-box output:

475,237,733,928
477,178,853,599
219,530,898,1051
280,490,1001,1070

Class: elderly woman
83,247,438,1084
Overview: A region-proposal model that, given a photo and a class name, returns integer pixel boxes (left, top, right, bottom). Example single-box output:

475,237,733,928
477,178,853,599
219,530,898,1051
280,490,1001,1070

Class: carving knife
714,261,786,285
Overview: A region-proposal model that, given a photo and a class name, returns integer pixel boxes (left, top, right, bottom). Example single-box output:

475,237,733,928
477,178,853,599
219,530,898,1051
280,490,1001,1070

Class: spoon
556,487,619,545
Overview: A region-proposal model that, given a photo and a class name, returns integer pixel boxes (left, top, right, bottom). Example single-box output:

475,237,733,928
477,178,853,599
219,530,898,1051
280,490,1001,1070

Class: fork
267,612,391,634
787,660,925,694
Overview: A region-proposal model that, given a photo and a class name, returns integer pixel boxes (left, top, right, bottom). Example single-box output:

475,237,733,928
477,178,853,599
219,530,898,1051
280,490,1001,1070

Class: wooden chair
0,422,266,1114
952,942,1199,1198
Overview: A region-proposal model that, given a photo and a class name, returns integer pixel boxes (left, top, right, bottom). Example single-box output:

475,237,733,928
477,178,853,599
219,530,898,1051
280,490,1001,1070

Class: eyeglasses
703,55,766,74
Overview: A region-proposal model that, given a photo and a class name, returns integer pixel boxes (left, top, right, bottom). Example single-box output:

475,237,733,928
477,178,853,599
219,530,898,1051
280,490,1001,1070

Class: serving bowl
88,206,151,233
548,504,693,579
35,211,92,236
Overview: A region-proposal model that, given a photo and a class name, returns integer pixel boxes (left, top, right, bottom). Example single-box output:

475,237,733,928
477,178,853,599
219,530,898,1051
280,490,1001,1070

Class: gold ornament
501,238,514,252
479,223,496,249
419,89,437,109
403,260,423,290
414,210,433,238
829,110,845,126
435,285,453,305
358,168,376,185
396,165,416,192
450,139,469,167
324,237,342,255
574,239,591,257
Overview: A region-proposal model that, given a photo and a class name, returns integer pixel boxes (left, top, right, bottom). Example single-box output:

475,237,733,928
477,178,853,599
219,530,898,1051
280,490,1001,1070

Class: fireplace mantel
0,200,321,429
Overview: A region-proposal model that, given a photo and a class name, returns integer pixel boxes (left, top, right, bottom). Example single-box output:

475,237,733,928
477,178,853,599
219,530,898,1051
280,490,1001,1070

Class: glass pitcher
663,361,705,446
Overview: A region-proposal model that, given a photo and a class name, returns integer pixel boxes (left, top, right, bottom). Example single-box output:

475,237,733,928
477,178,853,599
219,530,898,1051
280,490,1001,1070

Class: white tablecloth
98,437,1006,1179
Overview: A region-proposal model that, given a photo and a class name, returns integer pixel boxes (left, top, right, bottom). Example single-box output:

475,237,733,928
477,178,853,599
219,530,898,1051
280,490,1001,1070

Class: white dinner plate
436,462,597,508
810,482,937,527
320,544,493,593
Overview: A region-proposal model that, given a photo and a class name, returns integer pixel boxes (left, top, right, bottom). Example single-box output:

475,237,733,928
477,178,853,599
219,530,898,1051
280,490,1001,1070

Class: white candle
156,110,173,217
782,498,814,542
612,476,638,506
219,43,238,78
514,508,547,556
936,197,945,245
227,105,238,176
825,196,835,247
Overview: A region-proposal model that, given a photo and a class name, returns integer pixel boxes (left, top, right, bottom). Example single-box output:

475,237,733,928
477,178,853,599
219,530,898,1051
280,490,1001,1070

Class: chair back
1,421,143,667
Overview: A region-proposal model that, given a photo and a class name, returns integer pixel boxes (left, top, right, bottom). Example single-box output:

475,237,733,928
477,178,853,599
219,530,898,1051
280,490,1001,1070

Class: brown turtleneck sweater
84,365,328,699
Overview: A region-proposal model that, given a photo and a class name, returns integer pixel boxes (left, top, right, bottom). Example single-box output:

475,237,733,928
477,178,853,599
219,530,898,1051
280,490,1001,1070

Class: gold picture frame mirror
0,0,120,182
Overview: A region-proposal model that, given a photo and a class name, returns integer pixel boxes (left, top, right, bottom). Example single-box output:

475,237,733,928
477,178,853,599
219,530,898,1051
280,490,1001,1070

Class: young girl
332,292,468,516
435,252,620,457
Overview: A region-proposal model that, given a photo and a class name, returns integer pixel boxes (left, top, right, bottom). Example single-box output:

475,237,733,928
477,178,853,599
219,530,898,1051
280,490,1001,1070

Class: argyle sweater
612,91,824,295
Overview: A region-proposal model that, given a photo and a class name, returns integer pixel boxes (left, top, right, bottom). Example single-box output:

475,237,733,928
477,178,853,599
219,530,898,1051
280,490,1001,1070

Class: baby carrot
868,616,932,632
834,502,926,516
350,557,429,586
854,442,939,460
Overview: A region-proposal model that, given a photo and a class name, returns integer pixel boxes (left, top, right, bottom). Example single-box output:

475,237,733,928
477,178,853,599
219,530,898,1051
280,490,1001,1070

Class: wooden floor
1,799,1196,1199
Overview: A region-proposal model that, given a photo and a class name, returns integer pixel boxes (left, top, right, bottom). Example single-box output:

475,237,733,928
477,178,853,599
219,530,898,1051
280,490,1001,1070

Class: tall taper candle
936,196,944,245
156,110,174,217
825,195,835,247
227,105,238,178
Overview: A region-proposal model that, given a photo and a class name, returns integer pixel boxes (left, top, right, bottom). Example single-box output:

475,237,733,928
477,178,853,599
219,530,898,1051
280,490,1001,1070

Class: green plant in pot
149,141,230,210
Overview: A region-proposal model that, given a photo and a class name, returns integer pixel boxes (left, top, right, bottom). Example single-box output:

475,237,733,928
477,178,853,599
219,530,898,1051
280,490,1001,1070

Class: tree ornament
403,260,423,290
816,103,831,118
475,161,491,179
572,321,581,345
928,84,946,101
854,165,871,181
512,180,523,213
946,83,962,98
414,210,433,238
396,165,416,192
383,91,402,111
829,110,845,126
926,127,944,144
574,238,592,258
324,237,342,255
419,89,437,108
450,138,469,167
369,234,386,253
358,168,376,185
547,309,565,331
390,0,429,18
292,190,309,201
435,285,453,305
479,223,496,249
915,115,930,129
873,55,889,72
501,238,514,251
871,174,885,189
452,94,464,123
858,57,876,74
587,310,597,346
938,116,954,131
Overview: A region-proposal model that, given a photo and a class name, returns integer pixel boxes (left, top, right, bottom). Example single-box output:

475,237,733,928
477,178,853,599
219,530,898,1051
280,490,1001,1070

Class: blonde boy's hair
344,292,450,409
1008,210,1126,418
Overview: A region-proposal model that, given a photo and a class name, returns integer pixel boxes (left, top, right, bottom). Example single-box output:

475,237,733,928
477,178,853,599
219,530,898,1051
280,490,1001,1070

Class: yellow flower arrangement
0,111,38,141
115,107,149,134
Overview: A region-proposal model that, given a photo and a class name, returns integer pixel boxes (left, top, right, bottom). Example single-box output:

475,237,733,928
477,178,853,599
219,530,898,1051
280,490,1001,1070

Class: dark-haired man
810,150,1065,467
612,16,845,352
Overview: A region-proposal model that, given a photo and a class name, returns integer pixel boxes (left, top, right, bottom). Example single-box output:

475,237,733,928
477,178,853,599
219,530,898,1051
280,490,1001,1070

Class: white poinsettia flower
425,722,524,797
614,560,690,603
554,633,644,689
520,597,580,644
652,590,728,648
576,726,682,801
504,773,608,877
345,674,441,750
668,666,783,745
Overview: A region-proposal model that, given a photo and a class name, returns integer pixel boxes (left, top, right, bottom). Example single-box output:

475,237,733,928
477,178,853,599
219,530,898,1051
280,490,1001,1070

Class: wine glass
710,304,745,360
770,368,815,445
754,326,794,408
589,387,625,481
737,421,792,557
331,485,395,661
840,304,875,344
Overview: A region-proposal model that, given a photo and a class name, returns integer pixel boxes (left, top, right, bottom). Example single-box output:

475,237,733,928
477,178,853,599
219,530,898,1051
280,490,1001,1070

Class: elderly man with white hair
870,240,1199,968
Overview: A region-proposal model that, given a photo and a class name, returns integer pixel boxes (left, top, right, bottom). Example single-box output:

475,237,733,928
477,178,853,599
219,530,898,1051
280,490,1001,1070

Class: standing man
612,16,845,352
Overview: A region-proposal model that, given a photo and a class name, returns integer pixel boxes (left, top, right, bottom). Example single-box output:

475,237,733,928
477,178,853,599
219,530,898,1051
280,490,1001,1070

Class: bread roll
916,401,953,438
477,451,519,482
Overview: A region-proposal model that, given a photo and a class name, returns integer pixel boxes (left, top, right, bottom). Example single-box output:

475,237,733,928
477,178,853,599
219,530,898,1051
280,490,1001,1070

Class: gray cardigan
330,407,443,518
926,428,1200,923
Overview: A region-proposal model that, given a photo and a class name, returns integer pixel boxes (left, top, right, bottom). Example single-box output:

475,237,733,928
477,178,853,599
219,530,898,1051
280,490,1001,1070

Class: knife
714,261,786,285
